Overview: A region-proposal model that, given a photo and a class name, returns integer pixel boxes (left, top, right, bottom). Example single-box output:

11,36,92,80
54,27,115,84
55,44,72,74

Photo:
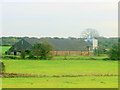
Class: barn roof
9,38,89,51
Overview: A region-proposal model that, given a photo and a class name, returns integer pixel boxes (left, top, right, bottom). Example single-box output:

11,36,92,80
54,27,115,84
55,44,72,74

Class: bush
93,47,107,56
21,50,31,59
0,61,5,74
2,55,18,59
28,54,37,59
20,51,26,59
31,41,54,60
102,58,110,60
108,42,120,60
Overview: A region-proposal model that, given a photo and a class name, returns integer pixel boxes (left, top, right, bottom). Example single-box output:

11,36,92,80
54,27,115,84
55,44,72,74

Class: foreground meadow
2,60,118,75
0,46,118,88
2,59,118,88
3,76,118,88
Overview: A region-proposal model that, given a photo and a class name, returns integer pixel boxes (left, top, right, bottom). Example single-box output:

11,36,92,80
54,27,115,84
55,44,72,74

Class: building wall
10,51,21,55
51,51,89,56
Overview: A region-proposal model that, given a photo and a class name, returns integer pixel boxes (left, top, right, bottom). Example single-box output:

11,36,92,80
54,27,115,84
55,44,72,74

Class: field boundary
0,73,118,78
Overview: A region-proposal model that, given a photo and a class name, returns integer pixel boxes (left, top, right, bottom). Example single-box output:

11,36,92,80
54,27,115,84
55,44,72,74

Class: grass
1,46,118,88
53,55,108,60
2,59,118,88
0,46,11,54
1,60,118,88
2,60,118,75
2,76,118,88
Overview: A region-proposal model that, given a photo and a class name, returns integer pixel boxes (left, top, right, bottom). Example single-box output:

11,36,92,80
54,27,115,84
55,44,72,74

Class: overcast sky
0,0,118,38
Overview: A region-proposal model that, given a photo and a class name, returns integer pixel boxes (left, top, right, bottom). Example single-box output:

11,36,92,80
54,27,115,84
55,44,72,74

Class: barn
7,38,91,56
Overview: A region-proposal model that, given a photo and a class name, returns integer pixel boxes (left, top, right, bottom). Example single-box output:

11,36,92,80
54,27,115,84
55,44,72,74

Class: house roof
9,38,89,51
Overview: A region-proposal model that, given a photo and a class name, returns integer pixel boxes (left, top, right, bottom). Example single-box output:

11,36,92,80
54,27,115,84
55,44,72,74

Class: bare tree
81,28,100,39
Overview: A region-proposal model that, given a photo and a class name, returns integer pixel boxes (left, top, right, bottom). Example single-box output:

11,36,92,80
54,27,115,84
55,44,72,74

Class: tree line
0,36,118,49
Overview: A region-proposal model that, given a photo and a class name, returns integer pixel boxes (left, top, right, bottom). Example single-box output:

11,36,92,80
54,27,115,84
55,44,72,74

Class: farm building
7,38,94,56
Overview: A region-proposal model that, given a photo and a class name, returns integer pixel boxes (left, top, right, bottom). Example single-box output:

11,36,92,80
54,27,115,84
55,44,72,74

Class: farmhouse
7,38,91,56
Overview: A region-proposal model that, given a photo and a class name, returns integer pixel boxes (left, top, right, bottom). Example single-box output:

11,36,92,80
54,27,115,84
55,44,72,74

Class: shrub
2,55,18,59
31,41,54,60
108,42,120,60
0,61,5,74
93,47,107,56
20,51,26,59
28,54,37,59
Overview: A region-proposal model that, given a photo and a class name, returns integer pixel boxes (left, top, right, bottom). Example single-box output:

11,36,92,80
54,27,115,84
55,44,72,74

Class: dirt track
0,73,118,78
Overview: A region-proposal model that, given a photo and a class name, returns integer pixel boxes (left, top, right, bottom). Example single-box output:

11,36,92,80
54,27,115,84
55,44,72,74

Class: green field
0,46,11,54
3,76,118,88
1,46,118,88
2,60,118,88
2,60,118,75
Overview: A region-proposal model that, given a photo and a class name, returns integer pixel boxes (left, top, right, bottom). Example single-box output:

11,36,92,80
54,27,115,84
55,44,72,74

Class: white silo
84,38,98,55
92,39,98,50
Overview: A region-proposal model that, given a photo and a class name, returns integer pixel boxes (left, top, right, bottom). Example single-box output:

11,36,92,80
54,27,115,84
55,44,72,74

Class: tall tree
81,28,100,39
